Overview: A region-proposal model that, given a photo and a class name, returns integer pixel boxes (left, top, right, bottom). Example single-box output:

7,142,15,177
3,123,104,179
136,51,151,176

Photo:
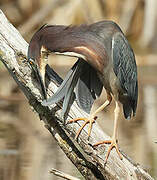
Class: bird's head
27,25,49,100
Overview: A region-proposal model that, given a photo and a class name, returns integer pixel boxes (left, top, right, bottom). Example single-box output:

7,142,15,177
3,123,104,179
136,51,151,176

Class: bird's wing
42,61,79,106
43,58,103,117
112,32,138,117
61,60,83,119
75,62,103,114
45,64,63,85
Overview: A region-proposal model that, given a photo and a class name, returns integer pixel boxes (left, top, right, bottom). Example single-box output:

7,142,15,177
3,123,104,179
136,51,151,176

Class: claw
93,138,123,164
67,117,95,139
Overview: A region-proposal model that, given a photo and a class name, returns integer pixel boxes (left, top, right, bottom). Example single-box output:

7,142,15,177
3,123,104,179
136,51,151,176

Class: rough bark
0,10,154,180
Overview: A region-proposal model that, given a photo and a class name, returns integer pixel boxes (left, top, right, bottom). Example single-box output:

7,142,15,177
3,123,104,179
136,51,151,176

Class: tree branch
0,10,154,180
49,168,80,180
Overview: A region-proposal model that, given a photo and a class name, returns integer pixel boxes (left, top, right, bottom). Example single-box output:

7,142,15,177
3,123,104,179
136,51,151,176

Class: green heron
28,21,138,163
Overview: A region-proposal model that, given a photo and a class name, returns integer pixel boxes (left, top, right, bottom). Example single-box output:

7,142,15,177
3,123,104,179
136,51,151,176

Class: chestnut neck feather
28,21,122,73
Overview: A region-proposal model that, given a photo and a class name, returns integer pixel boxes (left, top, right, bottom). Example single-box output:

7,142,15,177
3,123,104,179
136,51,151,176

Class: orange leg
93,101,123,164
67,93,112,139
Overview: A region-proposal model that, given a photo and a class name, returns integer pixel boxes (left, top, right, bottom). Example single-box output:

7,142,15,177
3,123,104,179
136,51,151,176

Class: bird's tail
123,98,137,120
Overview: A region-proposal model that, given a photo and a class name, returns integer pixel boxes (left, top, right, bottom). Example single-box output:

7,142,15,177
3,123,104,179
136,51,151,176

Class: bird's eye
28,58,37,70
29,59,35,66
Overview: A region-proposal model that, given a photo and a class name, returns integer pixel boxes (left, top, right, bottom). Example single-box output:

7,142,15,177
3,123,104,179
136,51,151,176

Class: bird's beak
29,59,47,100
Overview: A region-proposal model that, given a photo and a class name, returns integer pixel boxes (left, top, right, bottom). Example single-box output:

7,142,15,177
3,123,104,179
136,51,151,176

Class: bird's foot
93,138,123,164
67,116,97,139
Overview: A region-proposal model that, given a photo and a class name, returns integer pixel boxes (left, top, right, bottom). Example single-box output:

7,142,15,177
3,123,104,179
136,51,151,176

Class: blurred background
0,0,157,179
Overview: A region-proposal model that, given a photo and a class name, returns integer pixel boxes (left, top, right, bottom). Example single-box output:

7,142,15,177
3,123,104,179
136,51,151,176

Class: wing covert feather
112,33,138,116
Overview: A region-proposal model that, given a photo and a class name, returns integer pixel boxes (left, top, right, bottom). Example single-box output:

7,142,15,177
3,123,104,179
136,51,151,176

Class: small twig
49,168,80,180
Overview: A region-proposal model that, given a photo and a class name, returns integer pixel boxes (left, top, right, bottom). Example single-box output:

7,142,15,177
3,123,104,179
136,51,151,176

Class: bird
27,20,138,163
